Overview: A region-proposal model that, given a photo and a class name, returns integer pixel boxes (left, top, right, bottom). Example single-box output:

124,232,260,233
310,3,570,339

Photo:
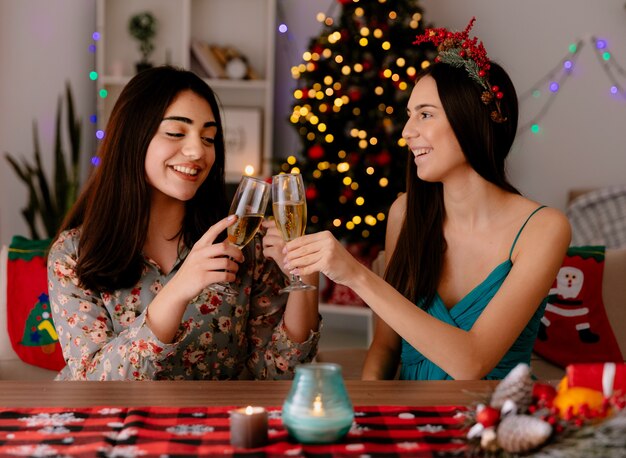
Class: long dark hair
59,66,227,292
385,62,520,308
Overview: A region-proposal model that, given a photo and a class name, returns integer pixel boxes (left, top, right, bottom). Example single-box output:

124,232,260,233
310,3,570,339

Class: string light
518,39,584,134
520,36,625,135
90,31,99,166
591,36,625,99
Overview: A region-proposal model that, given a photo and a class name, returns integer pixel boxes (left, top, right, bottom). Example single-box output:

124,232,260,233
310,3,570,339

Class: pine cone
497,414,552,453
490,363,533,411
437,38,456,52
490,111,507,123
481,91,493,105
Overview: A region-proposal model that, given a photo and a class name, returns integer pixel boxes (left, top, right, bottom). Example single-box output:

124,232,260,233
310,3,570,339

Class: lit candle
282,363,354,444
230,406,268,449
311,394,325,417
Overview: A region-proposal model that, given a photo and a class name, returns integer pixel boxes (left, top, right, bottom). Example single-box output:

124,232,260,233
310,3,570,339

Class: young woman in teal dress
280,19,571,380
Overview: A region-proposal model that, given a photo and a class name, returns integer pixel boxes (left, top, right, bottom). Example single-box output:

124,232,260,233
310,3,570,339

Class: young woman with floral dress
48,66,319,380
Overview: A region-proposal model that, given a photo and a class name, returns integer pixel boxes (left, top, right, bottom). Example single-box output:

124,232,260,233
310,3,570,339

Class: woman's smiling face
145,89,218,202
402,76,469,183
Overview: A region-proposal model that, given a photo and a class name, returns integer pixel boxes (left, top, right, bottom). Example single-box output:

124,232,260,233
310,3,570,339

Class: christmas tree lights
277,0,435,247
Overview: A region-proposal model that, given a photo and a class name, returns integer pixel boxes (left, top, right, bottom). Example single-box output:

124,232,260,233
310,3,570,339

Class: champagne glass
271,173,317,294
208,176,270,296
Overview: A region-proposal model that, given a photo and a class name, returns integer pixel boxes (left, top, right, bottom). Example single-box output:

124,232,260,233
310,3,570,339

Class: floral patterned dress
47,228,319,381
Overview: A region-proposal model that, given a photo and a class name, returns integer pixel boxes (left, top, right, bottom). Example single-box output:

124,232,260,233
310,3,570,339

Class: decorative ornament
375,150,392,167
553,386,606,419
413,17,507,123
307,144,325,160
476,405,500,427
532,382,558,408
467,363,626,456
480,426,498,452
496,414,552,454
306,186,318,200
225,57,248,80
348,87,362,102
490,363,534,412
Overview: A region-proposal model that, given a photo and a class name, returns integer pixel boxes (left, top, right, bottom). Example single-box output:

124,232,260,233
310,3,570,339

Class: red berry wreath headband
414,17,507,123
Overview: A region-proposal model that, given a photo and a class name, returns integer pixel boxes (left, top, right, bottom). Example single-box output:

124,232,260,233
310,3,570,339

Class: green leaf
65,82,81,211
32,122,55,230
53,94,69,232
4,83,84,240
4,153,30,183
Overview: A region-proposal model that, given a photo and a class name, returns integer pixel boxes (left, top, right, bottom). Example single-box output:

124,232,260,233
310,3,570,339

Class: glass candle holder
282,363,354,444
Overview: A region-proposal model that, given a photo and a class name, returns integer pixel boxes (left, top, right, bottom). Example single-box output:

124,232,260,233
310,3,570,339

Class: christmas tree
278,0,435,249
21,292,59,353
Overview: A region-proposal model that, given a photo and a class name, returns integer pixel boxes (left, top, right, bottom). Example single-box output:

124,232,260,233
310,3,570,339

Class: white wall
0,0,96,245
419,0,626,209
1,0,625,245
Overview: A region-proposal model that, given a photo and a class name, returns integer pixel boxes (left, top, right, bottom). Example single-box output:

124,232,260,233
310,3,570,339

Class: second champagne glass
208,176,270,296
271,173,317,294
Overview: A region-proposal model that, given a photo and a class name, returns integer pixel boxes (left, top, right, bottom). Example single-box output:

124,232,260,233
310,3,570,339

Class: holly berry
476,406,500,427
533,383,557,407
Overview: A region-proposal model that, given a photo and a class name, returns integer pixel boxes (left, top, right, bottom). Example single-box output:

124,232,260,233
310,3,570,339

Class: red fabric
533,247,623,367
6,257,65,371
0,405,468,457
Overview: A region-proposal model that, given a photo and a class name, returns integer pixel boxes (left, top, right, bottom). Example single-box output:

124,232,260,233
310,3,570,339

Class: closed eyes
166,132,215,146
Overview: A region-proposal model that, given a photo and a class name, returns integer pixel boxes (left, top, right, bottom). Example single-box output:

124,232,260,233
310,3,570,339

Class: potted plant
128,11,157,73
4,83,82,241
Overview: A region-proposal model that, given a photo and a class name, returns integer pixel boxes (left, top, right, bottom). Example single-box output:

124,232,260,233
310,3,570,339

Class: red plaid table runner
0,405,468,457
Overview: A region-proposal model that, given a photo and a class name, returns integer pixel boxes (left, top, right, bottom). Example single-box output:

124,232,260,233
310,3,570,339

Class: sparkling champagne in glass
271,173,317,294
208,175,270,296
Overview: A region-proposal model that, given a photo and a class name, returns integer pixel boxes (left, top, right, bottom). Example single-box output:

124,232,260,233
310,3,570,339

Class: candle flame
312,395,324,416
245,405,254,415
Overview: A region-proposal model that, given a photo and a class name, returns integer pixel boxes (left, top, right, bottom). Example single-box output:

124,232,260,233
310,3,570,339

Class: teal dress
400,206,547,380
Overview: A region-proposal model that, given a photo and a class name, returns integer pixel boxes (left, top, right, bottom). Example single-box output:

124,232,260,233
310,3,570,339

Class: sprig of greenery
532,409,626,458
438,50,488,90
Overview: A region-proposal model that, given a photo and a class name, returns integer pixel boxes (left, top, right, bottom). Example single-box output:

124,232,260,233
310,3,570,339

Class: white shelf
95,0,276,181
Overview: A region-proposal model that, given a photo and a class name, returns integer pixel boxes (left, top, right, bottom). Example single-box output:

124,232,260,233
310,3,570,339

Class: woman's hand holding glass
208,176,270,296
168,215,244,303
282,230,362,288
271,173,317,294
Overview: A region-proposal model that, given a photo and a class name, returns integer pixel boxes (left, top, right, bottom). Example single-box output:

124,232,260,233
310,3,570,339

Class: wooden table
0,380,498,407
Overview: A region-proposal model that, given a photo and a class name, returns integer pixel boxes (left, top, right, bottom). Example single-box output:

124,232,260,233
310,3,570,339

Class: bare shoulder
514,202,571,259
530,206,571,238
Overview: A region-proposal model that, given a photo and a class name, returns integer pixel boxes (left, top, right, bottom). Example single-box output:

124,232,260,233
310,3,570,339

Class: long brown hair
385,62,520,308
59,66,227,292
